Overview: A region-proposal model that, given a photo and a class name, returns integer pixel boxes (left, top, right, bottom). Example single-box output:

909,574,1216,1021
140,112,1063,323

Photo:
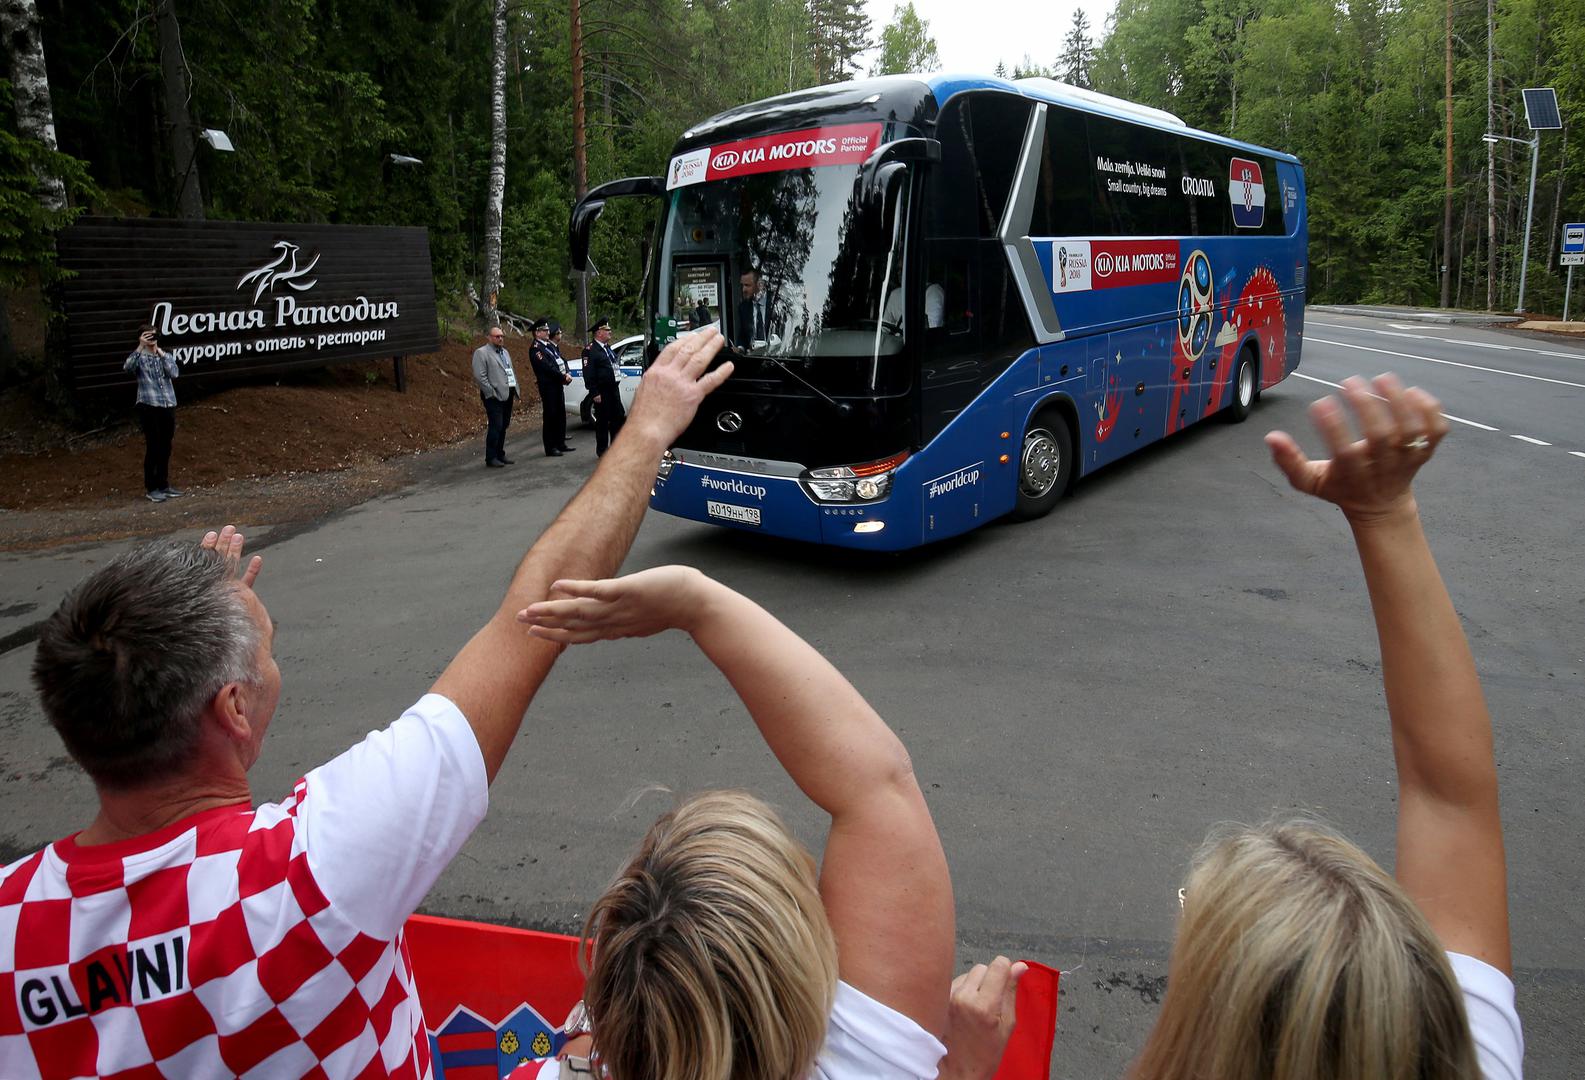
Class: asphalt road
1,311,1580,1077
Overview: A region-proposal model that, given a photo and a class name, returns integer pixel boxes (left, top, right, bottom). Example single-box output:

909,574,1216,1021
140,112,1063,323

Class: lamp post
1483,132,1541,313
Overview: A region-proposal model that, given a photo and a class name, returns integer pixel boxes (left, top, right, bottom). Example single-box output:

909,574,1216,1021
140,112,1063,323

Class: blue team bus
570,74,1307,550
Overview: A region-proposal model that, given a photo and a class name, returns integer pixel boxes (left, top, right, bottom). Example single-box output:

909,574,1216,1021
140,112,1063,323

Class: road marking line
1310,321,1585,362
1570,451,1585,460
1309,337,1585,390
1510,435,1552,446
1290,372,1498,430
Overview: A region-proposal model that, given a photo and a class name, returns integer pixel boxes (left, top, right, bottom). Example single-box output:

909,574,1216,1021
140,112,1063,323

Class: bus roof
923,72,1301,164
674,74,1300,167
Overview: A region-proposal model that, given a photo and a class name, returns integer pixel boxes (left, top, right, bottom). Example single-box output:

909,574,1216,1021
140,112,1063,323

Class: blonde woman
521,565,957,1079
1133,375,1523,1080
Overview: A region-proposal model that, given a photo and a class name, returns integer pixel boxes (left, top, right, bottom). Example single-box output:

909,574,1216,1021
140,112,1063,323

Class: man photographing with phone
122,323,183,503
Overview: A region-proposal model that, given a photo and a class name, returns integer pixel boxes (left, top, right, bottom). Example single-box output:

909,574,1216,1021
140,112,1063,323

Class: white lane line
1570,451,1585,460
1308,337,1585,390
1311,320,1585,362
1290,372,1499,430
1510,435,1552,446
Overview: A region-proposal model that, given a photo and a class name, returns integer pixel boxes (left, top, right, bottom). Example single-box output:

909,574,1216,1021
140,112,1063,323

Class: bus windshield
657,164,908,361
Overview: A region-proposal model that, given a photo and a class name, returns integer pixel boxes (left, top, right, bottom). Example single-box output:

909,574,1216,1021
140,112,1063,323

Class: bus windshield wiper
760,356,852,417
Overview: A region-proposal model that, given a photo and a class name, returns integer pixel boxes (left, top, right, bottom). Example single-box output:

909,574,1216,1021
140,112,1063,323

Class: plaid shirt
123,349,179,407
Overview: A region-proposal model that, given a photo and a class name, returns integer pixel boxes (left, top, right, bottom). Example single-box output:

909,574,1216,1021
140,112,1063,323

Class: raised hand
625,327,733,446
937,956,1029,1080
517,565,711,644
1264,373,1449,524
199,525,263,589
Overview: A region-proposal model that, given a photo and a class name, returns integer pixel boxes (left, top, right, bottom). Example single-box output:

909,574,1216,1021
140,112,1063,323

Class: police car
566,334,644,426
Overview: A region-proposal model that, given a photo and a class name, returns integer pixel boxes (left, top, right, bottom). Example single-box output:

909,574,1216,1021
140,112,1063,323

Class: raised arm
430,329,732,781
521,566,955,1037
1266,374,1510,974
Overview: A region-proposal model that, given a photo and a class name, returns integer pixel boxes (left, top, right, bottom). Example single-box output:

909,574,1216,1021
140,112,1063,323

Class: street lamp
387,153,424,166
198,128,234,152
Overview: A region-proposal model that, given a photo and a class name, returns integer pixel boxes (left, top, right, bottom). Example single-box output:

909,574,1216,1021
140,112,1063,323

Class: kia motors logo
1094,251,1114,278
716,410,743,433
712,150,741,170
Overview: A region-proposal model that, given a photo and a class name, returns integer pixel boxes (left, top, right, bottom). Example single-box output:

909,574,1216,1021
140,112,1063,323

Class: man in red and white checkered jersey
0,331,735,1079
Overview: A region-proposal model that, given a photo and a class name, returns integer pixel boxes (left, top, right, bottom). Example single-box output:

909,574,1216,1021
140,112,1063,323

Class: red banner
668,124,883,189
1090,240,1181,289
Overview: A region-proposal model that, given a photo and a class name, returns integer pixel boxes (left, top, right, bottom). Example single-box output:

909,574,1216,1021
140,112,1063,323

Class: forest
0,0,1579,381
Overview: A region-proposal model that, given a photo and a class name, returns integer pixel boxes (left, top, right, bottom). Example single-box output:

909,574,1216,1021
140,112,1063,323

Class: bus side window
929,93,1035,239
1084,114,1184,236
1031,106,1096,237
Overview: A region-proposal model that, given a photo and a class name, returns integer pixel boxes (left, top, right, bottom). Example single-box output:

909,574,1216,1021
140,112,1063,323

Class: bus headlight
801,451,908,503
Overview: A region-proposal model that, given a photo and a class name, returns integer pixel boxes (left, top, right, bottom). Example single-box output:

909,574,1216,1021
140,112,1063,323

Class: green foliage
0,80,96,288
871,3,941,76
23,0,1574,324
1095,0,1580,310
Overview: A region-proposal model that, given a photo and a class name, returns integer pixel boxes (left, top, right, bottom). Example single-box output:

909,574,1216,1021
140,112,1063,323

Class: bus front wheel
1011,412,1073,521
1226,348,1257,423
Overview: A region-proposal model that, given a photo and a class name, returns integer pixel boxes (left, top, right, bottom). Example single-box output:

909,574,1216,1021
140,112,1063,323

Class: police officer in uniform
528,317,576,457
582,317,626,456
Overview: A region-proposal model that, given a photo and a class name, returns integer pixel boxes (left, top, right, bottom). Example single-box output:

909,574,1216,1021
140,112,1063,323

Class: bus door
1082,331,1120,471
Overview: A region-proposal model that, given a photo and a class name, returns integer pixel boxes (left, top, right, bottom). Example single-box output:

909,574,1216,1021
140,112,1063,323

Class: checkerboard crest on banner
1229,157,1265,229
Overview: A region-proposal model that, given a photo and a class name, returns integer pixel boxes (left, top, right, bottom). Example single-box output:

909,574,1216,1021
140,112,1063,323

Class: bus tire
1011,411,1072,521
1226,347,1257,423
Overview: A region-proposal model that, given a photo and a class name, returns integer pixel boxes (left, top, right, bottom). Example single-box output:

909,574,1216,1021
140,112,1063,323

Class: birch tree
482,0,509,325
0,0,66,211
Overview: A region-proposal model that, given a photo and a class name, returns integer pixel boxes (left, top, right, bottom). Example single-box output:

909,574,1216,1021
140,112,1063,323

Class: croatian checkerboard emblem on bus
1228,158,1265,229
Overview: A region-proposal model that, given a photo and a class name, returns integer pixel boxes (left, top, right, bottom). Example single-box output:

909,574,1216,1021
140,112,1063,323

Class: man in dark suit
734,268,770,349
582,317,626,456
693,299,712,329
528,317,576,457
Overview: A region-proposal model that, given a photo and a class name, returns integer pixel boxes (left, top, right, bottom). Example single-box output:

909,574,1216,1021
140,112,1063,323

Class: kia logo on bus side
1094,252,1114,278
712,150,741,170
716,411,743,433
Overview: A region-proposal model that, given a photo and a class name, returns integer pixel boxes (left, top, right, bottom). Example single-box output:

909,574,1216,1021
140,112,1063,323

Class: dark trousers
482,392,514,463
592,386,626,455
537,380,567,453
136,403,176,493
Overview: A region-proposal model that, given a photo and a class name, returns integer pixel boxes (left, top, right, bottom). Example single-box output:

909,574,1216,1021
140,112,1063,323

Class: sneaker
161,488,185,498
145,490,168,502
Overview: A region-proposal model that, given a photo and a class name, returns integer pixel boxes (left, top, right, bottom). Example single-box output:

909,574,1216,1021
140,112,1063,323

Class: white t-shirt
0,693,487,1079
1449,952,1524,1080
813,980,946,1079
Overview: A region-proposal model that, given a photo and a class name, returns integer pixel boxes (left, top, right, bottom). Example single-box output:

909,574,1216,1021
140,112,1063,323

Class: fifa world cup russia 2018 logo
1177,250,1213,362
1167,250,1214,434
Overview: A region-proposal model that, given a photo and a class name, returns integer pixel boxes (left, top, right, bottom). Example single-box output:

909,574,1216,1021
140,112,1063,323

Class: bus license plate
707,501,761,526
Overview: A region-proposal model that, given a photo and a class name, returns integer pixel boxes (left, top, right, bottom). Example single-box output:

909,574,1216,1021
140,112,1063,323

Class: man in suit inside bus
735,268,772,349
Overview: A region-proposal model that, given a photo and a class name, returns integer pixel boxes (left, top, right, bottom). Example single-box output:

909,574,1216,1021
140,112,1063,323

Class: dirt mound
0,341,550,549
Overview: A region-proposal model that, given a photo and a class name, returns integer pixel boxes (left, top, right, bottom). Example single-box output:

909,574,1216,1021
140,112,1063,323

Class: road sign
1563,253,1585,266
1564,223,1585,254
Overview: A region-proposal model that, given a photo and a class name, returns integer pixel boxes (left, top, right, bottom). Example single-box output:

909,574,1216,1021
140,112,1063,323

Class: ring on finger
1402,435,1430,451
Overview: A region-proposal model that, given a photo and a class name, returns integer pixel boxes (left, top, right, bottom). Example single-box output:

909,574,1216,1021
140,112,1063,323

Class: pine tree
1058,9,1096,89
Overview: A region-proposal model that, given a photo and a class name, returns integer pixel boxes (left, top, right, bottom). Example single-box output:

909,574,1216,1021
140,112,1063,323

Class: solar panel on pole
1522,88,1562,130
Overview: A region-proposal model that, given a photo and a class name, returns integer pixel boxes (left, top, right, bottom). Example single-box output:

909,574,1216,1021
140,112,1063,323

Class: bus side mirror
569,176,665,273
856,139,939,251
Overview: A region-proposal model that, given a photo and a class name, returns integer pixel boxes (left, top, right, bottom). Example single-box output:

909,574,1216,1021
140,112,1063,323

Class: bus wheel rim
1238,359,1255,405
1021,428,1061,498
